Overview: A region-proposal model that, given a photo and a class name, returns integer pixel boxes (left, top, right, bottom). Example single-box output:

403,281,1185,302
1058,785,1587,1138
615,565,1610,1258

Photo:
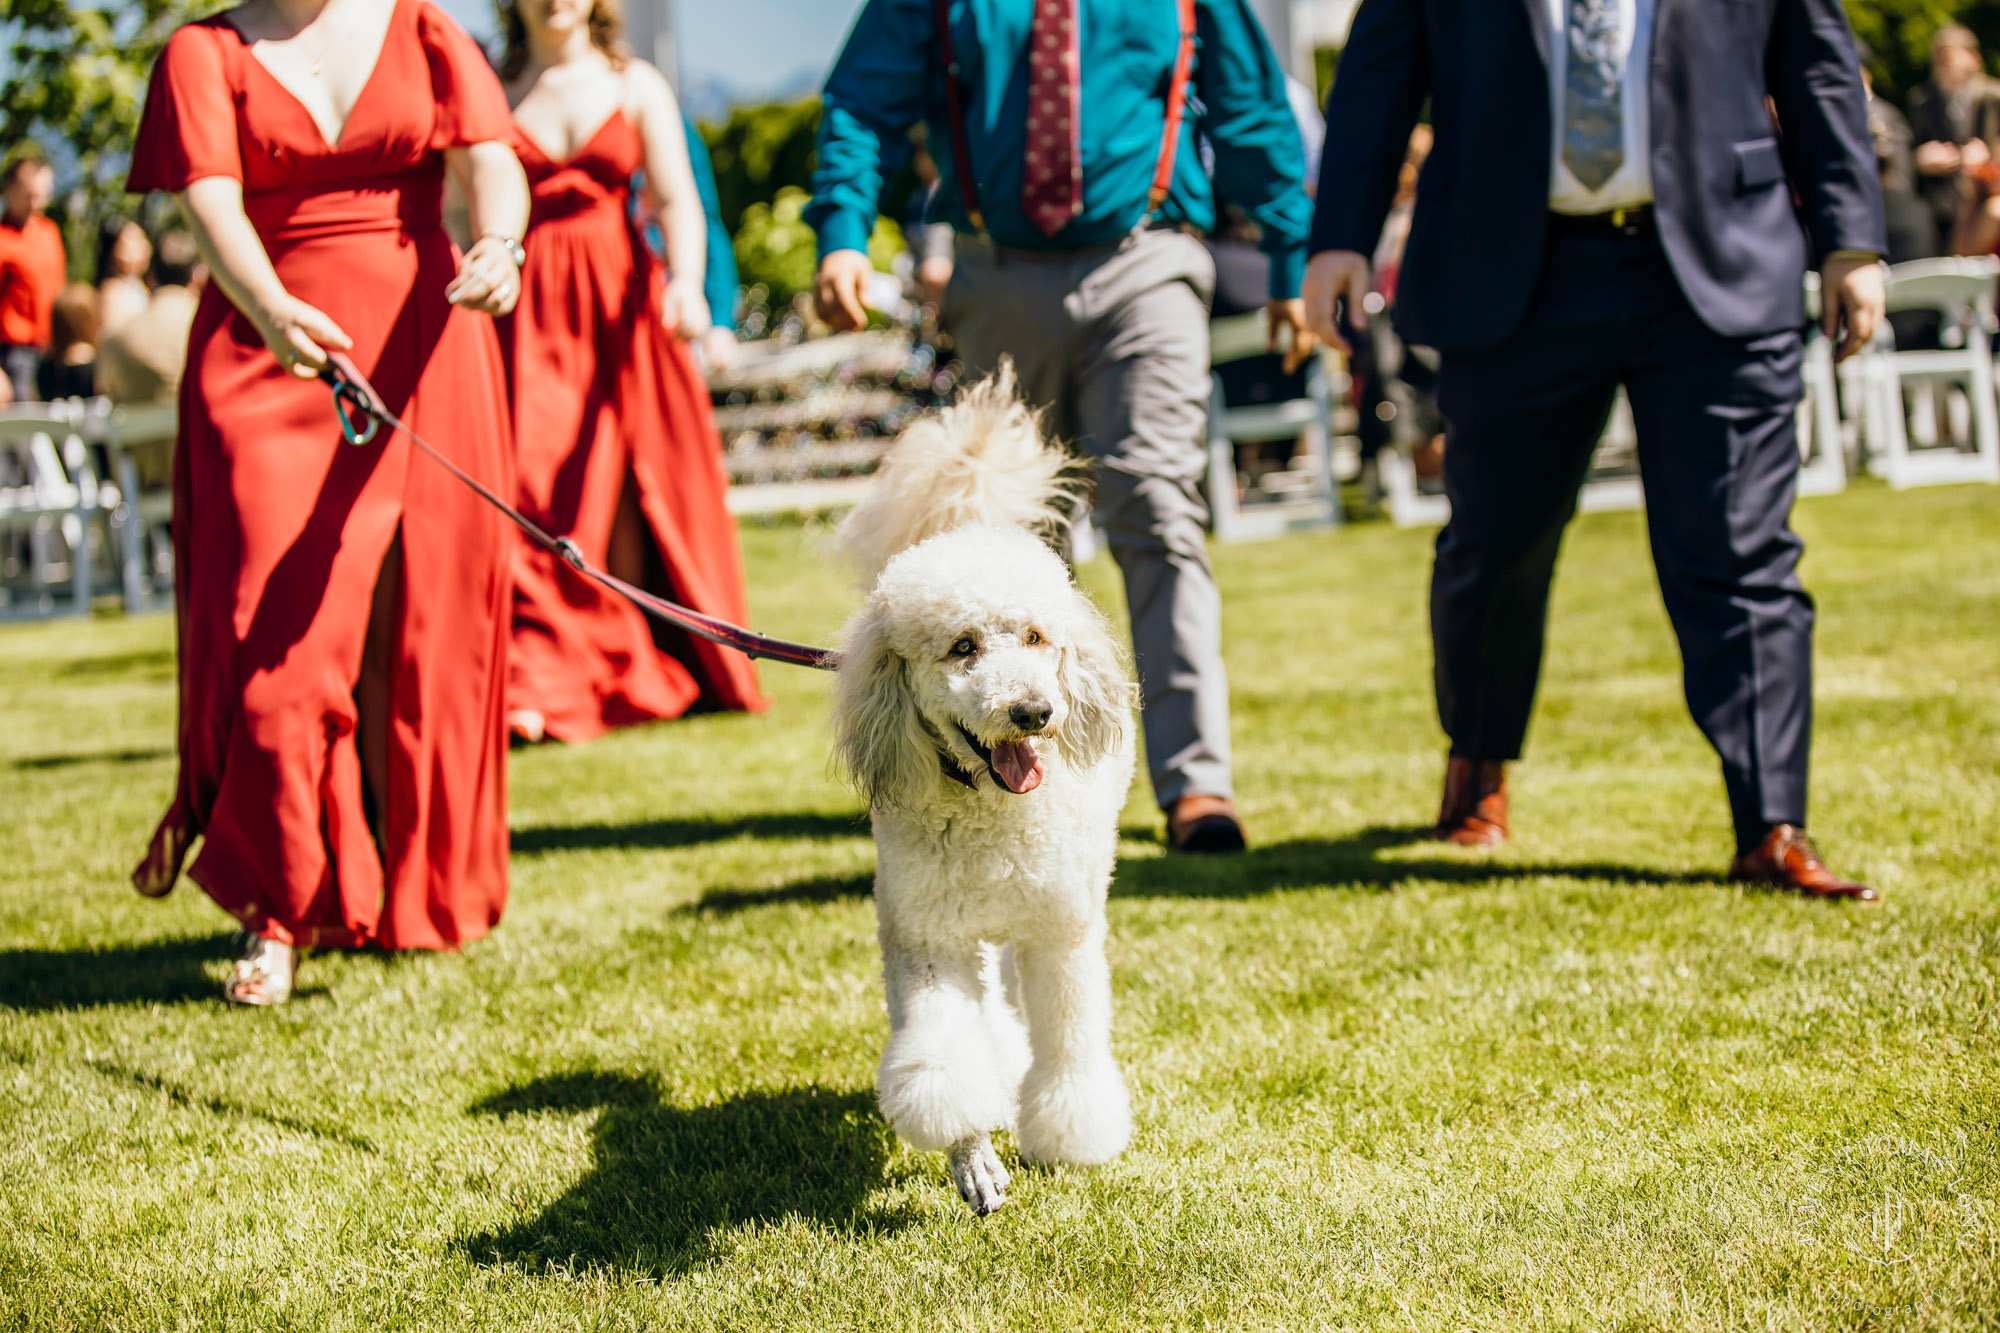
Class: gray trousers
946,227,1230,809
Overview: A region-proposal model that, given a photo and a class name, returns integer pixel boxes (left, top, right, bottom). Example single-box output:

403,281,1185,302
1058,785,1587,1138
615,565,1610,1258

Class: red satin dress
127,0,514,950
501,109,764,741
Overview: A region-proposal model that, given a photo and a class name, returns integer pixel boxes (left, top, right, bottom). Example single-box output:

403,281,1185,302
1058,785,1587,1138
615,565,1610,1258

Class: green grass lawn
2,485,1997,1331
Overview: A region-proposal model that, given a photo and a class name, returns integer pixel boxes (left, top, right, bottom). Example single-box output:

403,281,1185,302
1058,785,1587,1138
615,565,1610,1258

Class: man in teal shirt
808,0,1313,853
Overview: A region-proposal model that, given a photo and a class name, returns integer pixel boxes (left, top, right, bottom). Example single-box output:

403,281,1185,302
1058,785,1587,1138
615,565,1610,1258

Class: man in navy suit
1303,0,1887,899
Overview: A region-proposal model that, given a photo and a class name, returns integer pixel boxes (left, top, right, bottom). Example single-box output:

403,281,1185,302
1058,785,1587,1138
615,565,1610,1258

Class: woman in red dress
497,0,764,745
126,0,530,1004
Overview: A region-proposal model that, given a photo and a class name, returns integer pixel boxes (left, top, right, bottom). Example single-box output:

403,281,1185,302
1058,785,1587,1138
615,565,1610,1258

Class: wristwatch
482,232,527,268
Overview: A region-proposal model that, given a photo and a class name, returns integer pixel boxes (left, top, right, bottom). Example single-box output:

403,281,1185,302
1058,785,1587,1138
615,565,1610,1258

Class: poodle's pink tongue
991,738,1045,794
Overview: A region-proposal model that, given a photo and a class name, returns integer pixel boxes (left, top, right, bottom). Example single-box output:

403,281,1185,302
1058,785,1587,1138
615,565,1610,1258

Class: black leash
320,351,838,672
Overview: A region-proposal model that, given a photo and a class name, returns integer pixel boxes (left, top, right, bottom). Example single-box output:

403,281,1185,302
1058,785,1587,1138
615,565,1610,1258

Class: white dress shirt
1530,0,1657,214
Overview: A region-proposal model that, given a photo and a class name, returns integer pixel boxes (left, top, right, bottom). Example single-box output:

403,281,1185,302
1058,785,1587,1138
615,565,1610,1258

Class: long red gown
501,110,764,741
128,0,514,951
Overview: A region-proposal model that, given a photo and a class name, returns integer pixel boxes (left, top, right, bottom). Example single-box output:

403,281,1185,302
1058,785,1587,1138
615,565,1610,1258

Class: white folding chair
1205,311,1340,542
0,400,109,618
99,399,179,610
1866,256,2000,488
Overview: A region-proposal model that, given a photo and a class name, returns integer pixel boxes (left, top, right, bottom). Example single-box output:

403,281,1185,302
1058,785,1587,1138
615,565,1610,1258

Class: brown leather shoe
1435,756,1508,846
1729,825,1879,902
1167,795,1246,854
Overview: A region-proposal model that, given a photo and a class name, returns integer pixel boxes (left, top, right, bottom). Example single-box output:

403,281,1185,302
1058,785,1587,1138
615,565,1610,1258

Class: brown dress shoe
1435,756,1508,846
1729,825,1879,902
1167,795,1246,854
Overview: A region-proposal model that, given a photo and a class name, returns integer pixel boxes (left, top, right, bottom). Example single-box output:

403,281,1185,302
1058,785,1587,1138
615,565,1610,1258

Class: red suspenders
1149,0,1199,219
929,0,1199,238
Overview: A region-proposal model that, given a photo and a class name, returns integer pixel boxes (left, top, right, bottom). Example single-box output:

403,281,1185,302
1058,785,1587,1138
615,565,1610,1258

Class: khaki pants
946,227,1230,809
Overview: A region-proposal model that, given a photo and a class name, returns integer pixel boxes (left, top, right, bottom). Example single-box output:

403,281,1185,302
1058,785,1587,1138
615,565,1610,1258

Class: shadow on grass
1112,824,1725,899
89,1061,377,1152
0,932,235,1010
677,873,874,916
511,810,866,856
459,1072,911,1278
54,648,175,681
10,746,173,771
670,823,1724,914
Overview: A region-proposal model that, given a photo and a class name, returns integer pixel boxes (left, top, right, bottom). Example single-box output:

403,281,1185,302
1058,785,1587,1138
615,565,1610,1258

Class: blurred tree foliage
0,0,202,279
1850,0,2000,103
699,97,913,309
697,98,822,237
733,184,902,308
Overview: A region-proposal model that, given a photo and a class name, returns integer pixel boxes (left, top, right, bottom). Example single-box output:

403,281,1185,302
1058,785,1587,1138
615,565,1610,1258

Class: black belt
1549,204,1656,235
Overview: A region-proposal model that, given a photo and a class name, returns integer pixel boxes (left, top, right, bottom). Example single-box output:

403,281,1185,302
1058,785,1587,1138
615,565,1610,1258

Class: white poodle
832,363,1137,1215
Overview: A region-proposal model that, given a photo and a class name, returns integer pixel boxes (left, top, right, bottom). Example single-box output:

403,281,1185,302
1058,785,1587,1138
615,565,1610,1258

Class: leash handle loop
322,358,383,446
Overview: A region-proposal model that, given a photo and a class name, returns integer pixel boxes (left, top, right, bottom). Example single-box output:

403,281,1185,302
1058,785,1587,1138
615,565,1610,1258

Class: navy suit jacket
1308,0,1887,352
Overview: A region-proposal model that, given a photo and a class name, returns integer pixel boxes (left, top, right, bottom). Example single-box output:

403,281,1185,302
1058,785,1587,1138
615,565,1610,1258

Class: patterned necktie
1022,0,1082,236
1563,0,1624,191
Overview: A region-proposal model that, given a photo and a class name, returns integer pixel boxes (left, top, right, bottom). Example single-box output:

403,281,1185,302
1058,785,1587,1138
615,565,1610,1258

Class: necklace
295,0,338,77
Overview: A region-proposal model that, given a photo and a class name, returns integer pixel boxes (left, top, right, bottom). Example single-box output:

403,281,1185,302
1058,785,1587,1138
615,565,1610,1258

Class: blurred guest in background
903,131,955,312
96,228,205,404
0,153,64,402
35,283,98,401
497,0,764,747
683,111,742,369
1862,65,1935,264
1908,24,2000,256
1351,125,1443,492
95,219,154,336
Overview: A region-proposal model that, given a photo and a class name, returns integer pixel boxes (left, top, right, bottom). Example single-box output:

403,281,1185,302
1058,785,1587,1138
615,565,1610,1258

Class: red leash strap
1147,0,1199,216
320,352,838,672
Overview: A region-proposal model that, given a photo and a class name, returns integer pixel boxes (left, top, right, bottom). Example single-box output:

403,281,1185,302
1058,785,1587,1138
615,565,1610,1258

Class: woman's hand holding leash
255,293,354,379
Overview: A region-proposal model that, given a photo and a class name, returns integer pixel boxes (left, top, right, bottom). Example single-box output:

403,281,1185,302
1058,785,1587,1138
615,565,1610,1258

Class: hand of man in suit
1301,249,1371,356
1821,253,1886,361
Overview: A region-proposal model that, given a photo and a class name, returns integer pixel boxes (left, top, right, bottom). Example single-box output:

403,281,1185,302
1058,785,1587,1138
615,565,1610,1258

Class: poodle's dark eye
1024,629,1044,646
949,636,978,659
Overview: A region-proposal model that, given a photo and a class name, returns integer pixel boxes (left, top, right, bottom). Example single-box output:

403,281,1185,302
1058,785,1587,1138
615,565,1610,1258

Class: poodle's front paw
1016,1060,1132,1167
947,1132,1011,1215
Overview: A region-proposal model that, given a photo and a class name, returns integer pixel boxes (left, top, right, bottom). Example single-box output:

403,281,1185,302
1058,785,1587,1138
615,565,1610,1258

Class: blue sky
436,0,867,102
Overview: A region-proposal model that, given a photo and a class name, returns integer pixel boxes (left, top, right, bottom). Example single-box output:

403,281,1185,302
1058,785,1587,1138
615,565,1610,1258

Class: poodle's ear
832,605,935,808
1055,599,1135,771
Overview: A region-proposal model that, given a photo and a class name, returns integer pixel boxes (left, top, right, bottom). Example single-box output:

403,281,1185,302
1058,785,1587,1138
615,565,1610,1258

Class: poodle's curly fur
831,363,1138,1215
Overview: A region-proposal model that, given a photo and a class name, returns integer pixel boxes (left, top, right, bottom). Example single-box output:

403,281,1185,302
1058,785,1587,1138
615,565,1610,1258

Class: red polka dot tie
1022,0,1082,237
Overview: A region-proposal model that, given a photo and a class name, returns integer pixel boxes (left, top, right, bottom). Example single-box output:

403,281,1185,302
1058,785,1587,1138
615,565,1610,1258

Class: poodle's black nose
1009,700,1053,732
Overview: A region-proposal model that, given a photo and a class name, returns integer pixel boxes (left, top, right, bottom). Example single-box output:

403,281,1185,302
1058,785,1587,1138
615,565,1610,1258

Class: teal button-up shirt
807,0,1312,298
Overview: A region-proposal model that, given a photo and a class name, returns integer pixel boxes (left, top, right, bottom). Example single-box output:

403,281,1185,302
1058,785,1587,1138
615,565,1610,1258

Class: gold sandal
223,933,296,1006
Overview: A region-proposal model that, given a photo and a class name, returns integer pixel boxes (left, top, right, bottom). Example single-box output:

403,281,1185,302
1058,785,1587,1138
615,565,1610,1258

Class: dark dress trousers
1310,0,1885,845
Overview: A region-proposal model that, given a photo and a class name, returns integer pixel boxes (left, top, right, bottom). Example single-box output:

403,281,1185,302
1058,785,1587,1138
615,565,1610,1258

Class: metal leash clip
319,352,385,447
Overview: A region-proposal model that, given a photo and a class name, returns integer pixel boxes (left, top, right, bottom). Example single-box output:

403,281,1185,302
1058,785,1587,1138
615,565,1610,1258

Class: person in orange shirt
0,154,66,402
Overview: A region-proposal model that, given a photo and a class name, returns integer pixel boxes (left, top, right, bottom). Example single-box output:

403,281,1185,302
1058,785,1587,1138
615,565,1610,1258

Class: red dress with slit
128,0,515,950
501,109,764,741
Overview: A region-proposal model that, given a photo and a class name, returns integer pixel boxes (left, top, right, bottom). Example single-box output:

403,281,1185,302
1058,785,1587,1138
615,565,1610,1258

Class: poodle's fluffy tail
837,359,1075,580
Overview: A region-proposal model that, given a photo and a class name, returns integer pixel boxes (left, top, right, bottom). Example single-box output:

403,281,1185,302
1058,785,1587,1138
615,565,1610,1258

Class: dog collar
916,715,982,790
